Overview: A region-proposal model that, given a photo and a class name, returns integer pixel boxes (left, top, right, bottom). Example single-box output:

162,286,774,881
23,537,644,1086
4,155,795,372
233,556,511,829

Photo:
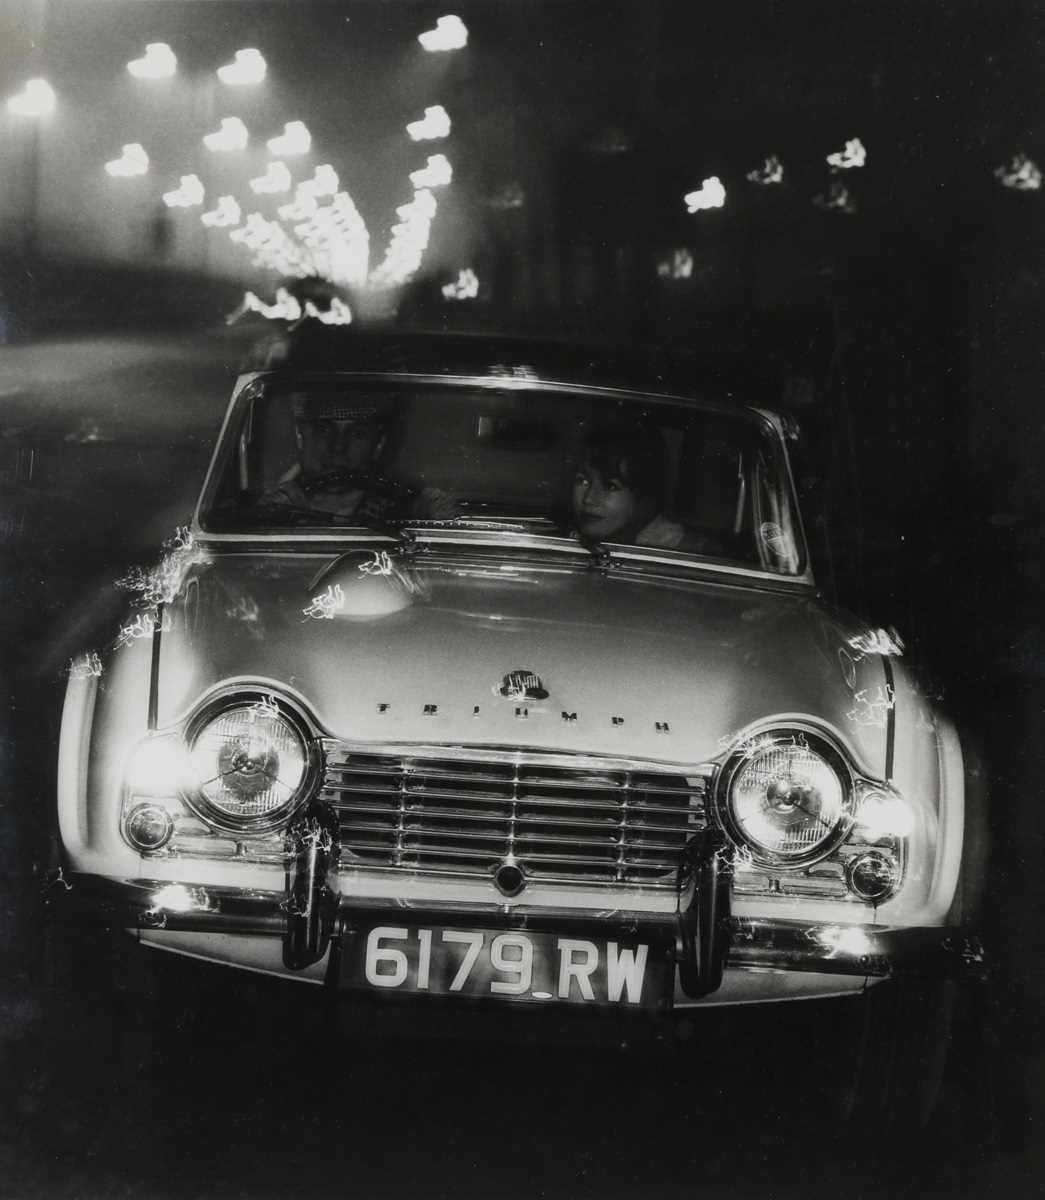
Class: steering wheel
302,470,412,503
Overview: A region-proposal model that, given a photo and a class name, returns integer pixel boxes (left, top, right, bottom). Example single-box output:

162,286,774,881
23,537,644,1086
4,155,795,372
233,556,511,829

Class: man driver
265,392,456,522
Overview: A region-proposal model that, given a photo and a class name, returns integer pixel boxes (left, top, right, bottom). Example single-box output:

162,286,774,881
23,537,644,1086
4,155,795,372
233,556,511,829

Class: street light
6,78,56,117
105,143,149,177
418,16,468,52
267,121,311,156
217,49,267,85
127,43,177,80
203,117,249,151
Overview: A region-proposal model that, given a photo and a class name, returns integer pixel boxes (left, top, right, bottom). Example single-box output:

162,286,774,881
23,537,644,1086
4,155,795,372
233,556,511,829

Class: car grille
320,745,710,888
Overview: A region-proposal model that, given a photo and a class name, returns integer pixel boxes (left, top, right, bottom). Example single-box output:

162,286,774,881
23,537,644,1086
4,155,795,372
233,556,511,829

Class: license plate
341,925,671,1010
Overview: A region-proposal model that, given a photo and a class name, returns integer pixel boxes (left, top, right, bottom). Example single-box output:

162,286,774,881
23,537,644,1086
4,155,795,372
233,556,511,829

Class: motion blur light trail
127,43,177,80
250,161,293,194
418,15,468,52
201,196,242,227
267,121,311,156
826,137,866,169
217,48,267,85
6,77,56,116
409,154,453,189
684,177,726,212
105,143,149,178
204,117,249,152
162,174,204,207
996,153,1042,190
407,105,451,142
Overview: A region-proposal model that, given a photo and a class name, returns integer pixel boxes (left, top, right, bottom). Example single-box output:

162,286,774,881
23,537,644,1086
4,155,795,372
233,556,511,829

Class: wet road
0,329,1039,1198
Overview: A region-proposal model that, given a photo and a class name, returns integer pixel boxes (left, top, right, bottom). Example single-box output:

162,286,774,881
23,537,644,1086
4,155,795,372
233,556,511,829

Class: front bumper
44,871,987,986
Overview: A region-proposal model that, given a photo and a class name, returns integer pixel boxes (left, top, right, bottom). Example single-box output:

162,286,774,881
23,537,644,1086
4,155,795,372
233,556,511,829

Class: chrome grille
321,746,710,887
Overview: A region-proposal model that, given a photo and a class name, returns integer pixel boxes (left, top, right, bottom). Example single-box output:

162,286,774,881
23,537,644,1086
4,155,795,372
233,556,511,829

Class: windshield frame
193,369,813,587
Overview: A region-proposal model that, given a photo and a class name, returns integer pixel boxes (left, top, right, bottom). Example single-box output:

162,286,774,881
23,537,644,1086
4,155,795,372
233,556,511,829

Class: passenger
264,393,455,521
570,427,717,553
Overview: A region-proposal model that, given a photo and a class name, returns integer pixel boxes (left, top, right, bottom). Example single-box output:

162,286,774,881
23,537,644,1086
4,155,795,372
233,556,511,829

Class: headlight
716,730,854,867
184,693,315,832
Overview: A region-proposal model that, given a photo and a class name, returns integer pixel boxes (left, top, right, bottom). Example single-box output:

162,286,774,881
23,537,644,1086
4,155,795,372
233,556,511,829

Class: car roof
241,323,779,407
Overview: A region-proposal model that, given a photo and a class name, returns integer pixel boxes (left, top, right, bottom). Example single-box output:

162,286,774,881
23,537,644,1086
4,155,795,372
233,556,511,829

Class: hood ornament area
498,670,548,700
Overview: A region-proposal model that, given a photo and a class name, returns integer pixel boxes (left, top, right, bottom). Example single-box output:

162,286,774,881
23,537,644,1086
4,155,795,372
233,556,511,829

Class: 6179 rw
52,328,985,1115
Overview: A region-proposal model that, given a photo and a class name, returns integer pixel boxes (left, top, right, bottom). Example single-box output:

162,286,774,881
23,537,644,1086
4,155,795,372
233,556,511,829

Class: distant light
127,43,177,80
746,155,783,185
485,182,525,210
293,192,370,287
407,105,451,142
163,174,205,208
6,78,55,117
228,213,314,280
278,165,339,219
442,268,479,300
409,153,452,189
105,143,149,178
250,161,292,194
201,195,242,227
995,153,1042,191
418,15,468,52
267,121,311,156
814,180,856,214
826,138,866,169
203,116,249,152
217,48,267,85
657,249,693,280
684,176,726,213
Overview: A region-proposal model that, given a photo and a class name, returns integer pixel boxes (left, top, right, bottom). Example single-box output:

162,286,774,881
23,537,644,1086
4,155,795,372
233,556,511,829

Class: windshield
201,378,804,575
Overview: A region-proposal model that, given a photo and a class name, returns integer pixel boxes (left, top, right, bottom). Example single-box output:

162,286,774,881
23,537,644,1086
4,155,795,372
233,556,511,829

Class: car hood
154,549,890,773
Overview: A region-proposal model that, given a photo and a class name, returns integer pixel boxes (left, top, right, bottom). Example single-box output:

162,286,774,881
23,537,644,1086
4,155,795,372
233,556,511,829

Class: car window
200,379,804,575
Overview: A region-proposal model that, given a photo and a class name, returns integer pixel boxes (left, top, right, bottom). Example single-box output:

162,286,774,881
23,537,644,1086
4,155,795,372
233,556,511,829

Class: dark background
1,2,1043,1196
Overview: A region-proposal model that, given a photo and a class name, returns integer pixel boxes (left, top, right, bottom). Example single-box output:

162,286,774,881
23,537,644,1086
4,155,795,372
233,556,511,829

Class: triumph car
53,327,984,1106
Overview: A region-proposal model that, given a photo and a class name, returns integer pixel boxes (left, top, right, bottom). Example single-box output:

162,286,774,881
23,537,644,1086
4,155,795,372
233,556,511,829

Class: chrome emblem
499,670,548,700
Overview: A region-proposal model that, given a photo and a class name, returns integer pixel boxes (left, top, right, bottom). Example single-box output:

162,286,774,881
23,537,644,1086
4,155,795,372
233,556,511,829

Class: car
51,326,986,1115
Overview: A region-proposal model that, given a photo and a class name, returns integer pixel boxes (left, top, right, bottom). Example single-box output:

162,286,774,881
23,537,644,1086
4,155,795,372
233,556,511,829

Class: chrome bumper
45,871,986,984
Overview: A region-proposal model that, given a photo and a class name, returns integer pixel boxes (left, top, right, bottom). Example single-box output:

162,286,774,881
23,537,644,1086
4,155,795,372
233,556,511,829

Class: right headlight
183,692,317,833
716,730,855,868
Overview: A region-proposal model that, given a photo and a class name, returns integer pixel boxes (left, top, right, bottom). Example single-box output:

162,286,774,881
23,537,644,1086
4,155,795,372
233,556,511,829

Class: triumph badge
499,670,548,700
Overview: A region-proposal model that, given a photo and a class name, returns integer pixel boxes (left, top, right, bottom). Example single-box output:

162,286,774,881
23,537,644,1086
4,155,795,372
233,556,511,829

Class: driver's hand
412,486,458,520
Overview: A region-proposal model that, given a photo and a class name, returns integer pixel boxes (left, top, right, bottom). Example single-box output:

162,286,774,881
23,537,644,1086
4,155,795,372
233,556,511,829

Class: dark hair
577,426,671,508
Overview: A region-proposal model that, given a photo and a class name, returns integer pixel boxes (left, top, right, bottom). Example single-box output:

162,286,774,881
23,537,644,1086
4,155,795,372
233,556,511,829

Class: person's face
572,462,643,541
297,418,385,476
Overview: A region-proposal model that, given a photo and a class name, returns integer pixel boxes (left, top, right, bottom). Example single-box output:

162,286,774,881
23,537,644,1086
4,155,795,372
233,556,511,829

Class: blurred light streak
204,117,249,152
201,195,242,227
229,212,314,278
657,249,693,279
485,182,525,210
294,192,370,287
217,48,267,85
127,43,176,80
684,176,725,212
409,154,452,189
418,15,468,52
231,287,303,321
814,180,856,213
407,105,451,141
849,628,905,657
267,121,311,156
6,78,55,116
250,161,293,194
303,584,345,620
826,138,866,169
746,155,783,185
105,143,149,177
369,188,437,288
304,296,352,325
163,174,205,207
995,153,1042,191
442,268,479,299
69,651,103,680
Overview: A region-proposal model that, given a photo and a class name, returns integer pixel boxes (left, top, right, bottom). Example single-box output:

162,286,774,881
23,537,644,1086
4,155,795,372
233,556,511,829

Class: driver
265,392,456,521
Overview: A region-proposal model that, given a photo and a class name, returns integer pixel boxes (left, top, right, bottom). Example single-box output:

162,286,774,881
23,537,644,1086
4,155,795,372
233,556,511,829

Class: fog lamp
846,851,900,902
124,802,174,853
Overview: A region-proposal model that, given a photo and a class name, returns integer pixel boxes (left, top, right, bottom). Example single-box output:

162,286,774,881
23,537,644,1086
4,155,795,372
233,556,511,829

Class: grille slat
324,746,709,889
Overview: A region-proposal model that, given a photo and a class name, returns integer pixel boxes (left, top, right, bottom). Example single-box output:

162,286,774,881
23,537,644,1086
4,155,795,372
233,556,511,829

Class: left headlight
184,693,315,833
716,730,855,867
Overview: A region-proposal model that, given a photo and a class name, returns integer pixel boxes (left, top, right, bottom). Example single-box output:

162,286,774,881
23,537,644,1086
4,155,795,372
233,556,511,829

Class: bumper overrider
46,818,986,994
